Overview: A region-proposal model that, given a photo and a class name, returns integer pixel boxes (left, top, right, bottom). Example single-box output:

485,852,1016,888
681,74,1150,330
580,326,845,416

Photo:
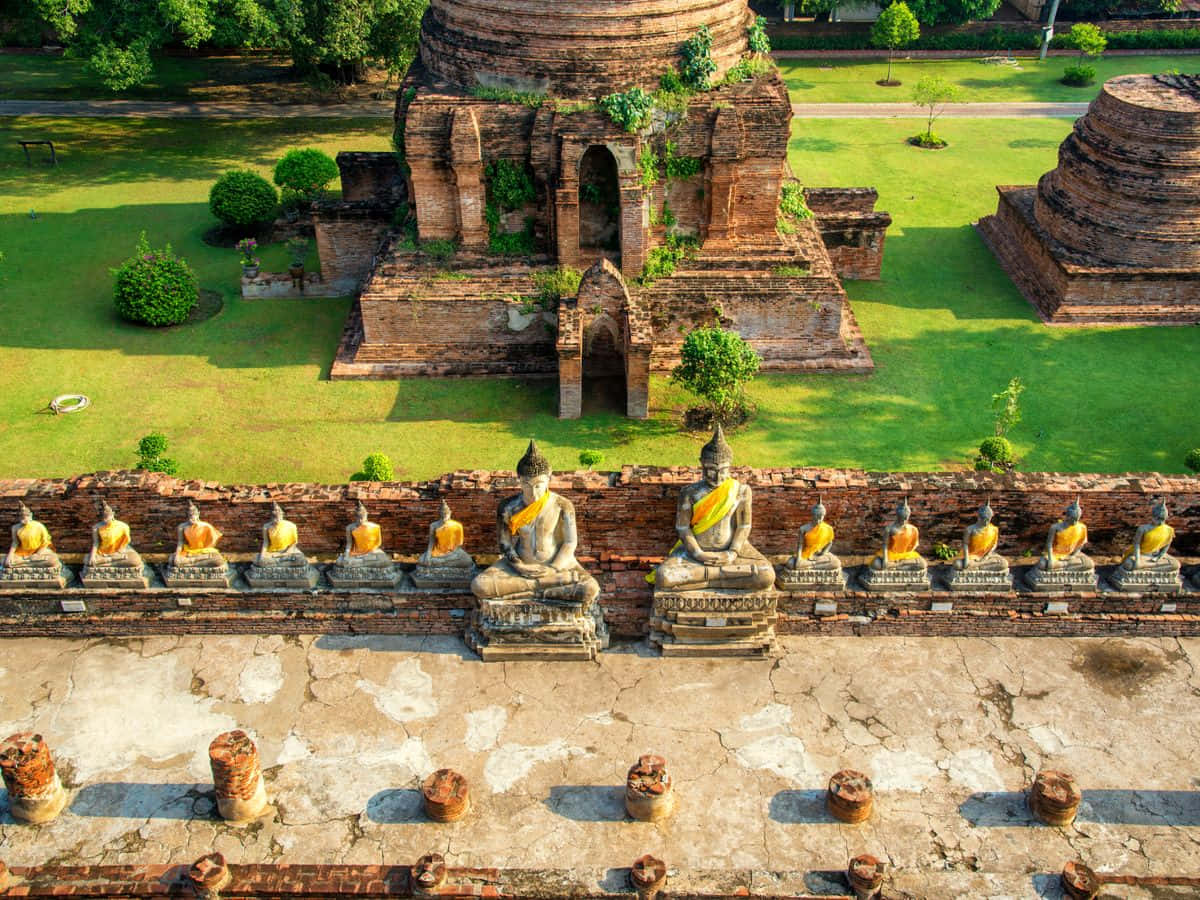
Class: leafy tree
273,0,429,82
991,376,1025,437
578,450,604,470
891,0,1001,27
870,3,920,85
670,327,761,423
911,75,961,143
1068,22,1107,59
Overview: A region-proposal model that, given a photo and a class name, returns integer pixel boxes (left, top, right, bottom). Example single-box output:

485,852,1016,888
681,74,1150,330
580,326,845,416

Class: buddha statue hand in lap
81,501,148,588
945,500,1010,591
859,498,930,591
1112,498,1181,592
778,497,843,588
1025,497,1096,591
1,502,66,587
413,500,476,590
245,502,319,590
649,426,775,594
164,501,232,587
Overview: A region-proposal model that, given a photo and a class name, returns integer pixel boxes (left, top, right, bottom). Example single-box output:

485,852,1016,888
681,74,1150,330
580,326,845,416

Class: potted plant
280,188,305,224
236,237,260,279
286,236,309,287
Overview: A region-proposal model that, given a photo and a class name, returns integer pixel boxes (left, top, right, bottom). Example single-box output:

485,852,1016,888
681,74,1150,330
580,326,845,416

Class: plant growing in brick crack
747,16,771,55
600,88,655,133
909,75,961,148
135,431,179,475
671,326,761,428
870,2,919,86
679,25,717,91
931,541,956,561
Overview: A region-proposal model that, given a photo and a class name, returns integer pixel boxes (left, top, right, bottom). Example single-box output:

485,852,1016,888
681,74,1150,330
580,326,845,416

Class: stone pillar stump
630,855,667,900
846,854,885,899
0,732,68,824
1030,769,1081,826
188,853,231,900
625,754,674,822
827,769,874,823
208,730,268,824
422,769,470,822
1061,861,1101,899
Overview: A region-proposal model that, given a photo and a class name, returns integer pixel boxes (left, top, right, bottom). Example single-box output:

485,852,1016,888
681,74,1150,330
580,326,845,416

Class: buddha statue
466,441,607,661
945,500,1010,591
412,500,476,590
859,498,930,591
1,502,67,588
1025,497,1096,591
777,497,844,589
327,501,401,589
163,501,232,587
245,502,319,590
1111,498,1181,592
81,501,149,588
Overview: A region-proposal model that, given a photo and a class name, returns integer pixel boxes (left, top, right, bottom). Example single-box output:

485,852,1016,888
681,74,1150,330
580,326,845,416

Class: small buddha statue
1025,497,1096,591
245,502,319,590
1112,498,1181,592
777,497,843,588
164,501,232,587
412,500,476,590
859,498,930,591
327,501,401,588
1,502,67,588
81,501,149,588
945,500,1010,590
467,441,607,660
650,426,775,593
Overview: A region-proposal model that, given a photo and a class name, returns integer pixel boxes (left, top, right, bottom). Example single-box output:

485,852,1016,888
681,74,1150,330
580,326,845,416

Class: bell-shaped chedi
979,74,1200,325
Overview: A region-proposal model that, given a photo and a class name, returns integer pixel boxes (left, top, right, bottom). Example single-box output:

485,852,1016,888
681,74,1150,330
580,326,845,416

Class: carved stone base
776,565,845,591
0,565,68,590
465,600,609,661
80,563,151,589
649,589,778,658
1024,565,1096,592
411,565,476,591
944,564,1011,592
1108,564,1181,593
162,563,234,589
244,563,320,590
325,564,402,590
857,565,930,592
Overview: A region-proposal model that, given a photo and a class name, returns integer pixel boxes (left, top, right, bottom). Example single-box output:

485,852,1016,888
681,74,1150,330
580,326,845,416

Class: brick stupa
978,74,1200,325
323,0,891,416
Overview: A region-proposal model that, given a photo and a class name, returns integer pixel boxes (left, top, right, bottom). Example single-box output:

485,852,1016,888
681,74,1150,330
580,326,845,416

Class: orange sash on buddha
966,523,998,560
183,522,221,554
433,519,464,556
1051,521,1086,559
15,521,52,556
97,520,130,555
351,522,382,555
887,523,920,560
509,492,549,535
267,520,298,553
801,521,834,559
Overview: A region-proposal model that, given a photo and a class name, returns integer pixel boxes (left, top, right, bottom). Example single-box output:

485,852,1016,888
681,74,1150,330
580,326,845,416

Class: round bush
360,452,395,481
1184,448,1200,473
977,436,1015,469
112,233,198,326
209,170,278,228
273,148,339,200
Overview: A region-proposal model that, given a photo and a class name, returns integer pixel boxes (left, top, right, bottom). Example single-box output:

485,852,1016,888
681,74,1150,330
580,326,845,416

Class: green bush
908,131,948,148
209,170,278,229
532,267,583,305
420,239,457,261
779,182,813,220
579,450,604,470
112,232,199,327
135,431,179,475
1185,448,1200,473
659,68,686,94
485,159,536,211
599,88,655,133
748,16,771,55
352,452,395,482
931,541,956,561
273,148,339,202
664,141,703,179
1062,64,1097,86
680,25,717,90
639,148,660,191
638,234,698,285
671,326,761,422
975,436,1015,471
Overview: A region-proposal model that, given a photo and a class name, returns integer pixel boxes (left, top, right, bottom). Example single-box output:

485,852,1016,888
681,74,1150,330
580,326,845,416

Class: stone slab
79,564,151,590
243,564,321,591
160,564,234,589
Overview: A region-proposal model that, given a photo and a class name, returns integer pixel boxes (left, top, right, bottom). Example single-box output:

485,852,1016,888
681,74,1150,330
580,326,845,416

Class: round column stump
625,754,674,822
1030,770,1081,826
422,769,470,822
1061,861,1101,899
827,769,874,824
188,853,231,899
412,853,448,894
0,732,68,824
846,854,886,900
208,730,268,824
630,855,667,900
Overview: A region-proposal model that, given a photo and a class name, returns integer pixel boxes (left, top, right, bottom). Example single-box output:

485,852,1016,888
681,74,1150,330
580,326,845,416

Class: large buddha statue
327,501,401,588
412,500,476,590
1,502,67,588
945,500,1010,591
245,503,319,589
81,501,149,588
466,441,607,661
1025,497,1096,591
164,501,232,587
859,498,930,591
777,498,843,589
1112,498,1181,592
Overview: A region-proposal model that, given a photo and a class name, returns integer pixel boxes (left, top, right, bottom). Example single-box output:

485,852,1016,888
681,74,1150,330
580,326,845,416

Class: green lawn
779,54,1200,102
1,114,1197,483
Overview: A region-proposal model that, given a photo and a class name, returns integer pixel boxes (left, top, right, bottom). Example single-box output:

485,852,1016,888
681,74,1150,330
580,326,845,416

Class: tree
894,0,1002,26
135,432,180,475
911,75,961,144
670,327,761,424
273,0,429,82
870,3,919,86
991,377,1025,437
1068,22,1107,61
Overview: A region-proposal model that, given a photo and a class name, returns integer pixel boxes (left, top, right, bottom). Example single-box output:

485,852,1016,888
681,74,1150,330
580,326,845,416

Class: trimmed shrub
273,148,339,202
579,450,604,470
1184,448,1200,473
209,170,279,229
112,232,199,326
1062,64,1097,86
135,432,179,475
975,436,1015,471
351,452,395,482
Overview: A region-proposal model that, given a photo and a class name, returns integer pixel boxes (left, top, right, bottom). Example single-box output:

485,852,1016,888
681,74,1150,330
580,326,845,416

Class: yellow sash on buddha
16,521,52,556
509,492,549,535
433,519,464,556
966,523,998,560
801,521,834,559
646,479,739,584
1123,522,1173,563
183,522,221,555
886,523,920,560
267,520,298,553
351,522,382,555
97,520,130,555
1051,521,1086,560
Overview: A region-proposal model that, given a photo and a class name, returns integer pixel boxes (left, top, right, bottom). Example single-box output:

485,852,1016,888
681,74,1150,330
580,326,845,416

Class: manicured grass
1,114,1198,483
779,54,1200,103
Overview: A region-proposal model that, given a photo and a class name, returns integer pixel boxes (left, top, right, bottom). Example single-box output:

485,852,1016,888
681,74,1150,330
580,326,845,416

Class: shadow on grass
789,136,844,153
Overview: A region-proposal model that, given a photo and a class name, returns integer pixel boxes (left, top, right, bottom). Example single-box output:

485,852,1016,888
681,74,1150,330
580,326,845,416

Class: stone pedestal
1024,565,1096,592
188,854,232,900
775,564,845,591
163,563,233,589
827,769,874,823
1108,564,1181,593
649,589,778,658
0,565,68,590
422,769,470,822
1061,861,1100,900
0,732,68,824
209,730,269,824
625,754,674,822
944,564,1011,592
629,856,667,900
857,564,930,592
1030,769,1081,826
80,563,150,589
325,563,402,590
411,563,477,591
465,599,609,661
244,562,320,590
846,855,885,900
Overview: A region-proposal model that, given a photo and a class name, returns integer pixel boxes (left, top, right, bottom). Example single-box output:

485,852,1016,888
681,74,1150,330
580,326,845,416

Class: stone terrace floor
1,635,1198,898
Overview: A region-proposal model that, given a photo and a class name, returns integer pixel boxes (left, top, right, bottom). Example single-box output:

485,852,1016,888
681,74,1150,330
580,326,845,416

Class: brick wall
336,152,407,205
312,202,394,294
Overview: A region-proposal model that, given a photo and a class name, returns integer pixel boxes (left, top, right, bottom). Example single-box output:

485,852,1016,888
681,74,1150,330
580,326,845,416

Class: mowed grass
1,113,1198,483
779,54,1200,103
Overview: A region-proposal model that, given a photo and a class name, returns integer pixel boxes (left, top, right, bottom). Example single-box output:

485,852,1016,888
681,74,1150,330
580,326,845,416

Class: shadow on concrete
804,869,854,896
1030,872,1063,899
598,868,631,892
769,789,838,825
545,785,627,822
70,782,214,819
961,790,1200,827
365,788,425,824
958,791,1037,827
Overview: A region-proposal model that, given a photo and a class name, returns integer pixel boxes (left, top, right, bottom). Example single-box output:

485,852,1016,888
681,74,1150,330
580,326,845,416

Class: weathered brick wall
312,203,393,294
336,152,407,205
804,188,891,281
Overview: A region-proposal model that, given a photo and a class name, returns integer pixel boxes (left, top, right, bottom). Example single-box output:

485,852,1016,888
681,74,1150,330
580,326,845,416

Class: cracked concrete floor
0,635,1198,898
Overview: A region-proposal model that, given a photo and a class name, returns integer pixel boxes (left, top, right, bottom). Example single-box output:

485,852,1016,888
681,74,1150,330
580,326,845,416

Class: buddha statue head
700,425,733,487
978,499,994,525
99,500,115,523
438,499,453,523
1064,497,1082,524
186,501,202,524
895,497,911,523
270,502,285,523
17,501,32,525
354,500,370,524
1151,497,1168,524
516,440,551,504
812,496,826,523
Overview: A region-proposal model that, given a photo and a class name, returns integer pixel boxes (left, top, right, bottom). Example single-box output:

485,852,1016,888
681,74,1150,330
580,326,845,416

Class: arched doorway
578,145,621,267
581,313,626,414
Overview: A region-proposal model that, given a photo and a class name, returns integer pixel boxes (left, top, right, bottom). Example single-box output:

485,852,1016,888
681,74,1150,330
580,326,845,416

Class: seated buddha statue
327,501,400,588
777,498,843,588
246,502,318,589
859,498,930,591
650,426,775,594
164,501,232,587
1025,498,1095,591
81,501,148,588
945,500,1009,590
1,502,66,587
1112,498,1180,592
413,500,476,589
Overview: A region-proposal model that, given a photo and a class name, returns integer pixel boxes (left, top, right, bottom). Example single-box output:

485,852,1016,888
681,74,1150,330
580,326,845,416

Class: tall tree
890,0,1001,27
870,2,919,86
271,0,428,82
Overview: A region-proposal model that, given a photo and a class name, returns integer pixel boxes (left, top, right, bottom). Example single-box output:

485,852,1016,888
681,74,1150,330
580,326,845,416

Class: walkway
790,100,1089,117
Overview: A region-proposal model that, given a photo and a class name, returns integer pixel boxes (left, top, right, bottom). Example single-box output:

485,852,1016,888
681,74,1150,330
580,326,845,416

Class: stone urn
242,263,260,279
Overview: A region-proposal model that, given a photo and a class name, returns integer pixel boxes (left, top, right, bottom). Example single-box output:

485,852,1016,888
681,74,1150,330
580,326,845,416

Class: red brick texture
0,733,57,802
